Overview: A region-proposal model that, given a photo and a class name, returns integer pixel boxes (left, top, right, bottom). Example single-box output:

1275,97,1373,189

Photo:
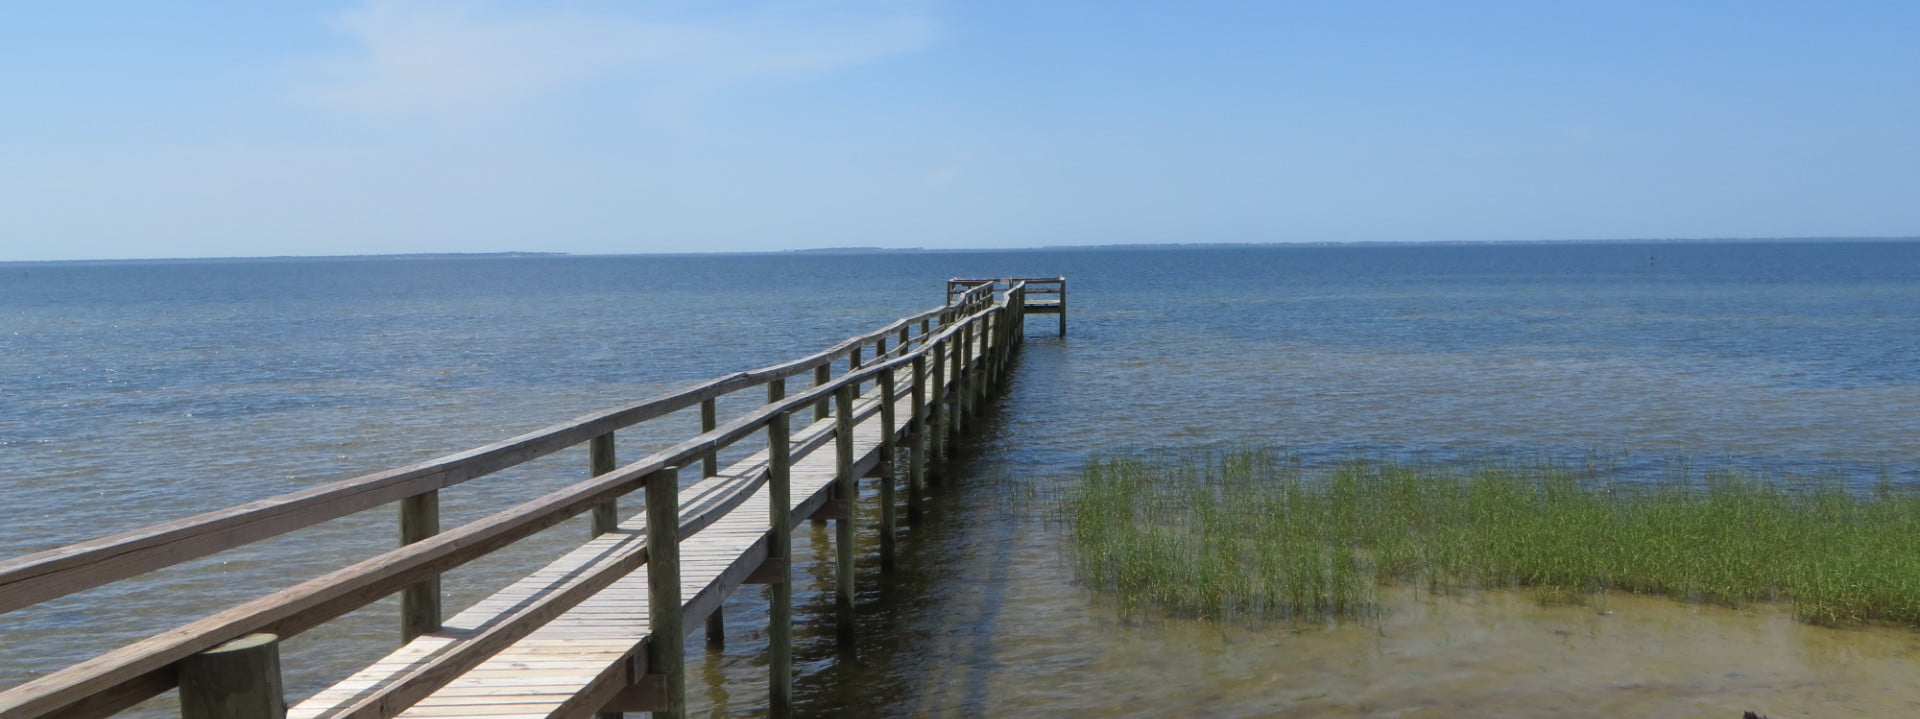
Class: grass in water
1066,449,1920,627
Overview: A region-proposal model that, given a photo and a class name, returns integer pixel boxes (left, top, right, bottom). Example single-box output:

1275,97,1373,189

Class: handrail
0,285,1018,719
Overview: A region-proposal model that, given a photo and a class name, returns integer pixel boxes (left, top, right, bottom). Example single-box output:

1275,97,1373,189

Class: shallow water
3,243,1918,716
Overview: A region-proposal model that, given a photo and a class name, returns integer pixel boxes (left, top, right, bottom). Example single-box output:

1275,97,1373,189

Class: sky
2,1,1917,261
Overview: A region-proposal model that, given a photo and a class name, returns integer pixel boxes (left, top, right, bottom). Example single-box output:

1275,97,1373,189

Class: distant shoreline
4,237,1917,265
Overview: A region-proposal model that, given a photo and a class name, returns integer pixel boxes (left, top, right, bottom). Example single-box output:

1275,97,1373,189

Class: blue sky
3,1,1917,261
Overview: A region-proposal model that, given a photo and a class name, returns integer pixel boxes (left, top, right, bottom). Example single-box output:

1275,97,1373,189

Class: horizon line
4,235,1918,265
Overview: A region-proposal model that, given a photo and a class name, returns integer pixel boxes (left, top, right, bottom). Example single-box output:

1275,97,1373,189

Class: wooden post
1016,285,1027,345
700,398,718,478
954,323,970,435
908,354,927,522
1058,277,1068,337
877,368,897,572
645,466,685,719
1023,284,1033,343
984,311,997,397
981,312,997,401
989,308,1002,390
697,398,719,647
988,311,1002,393
1006,299,1021,382
178,633,285,719
993,308,1005,392
813,365,831,422
590,433,619,537
849,346,863,395
766,407,793,717
399,491,441,641
898,326,909,351
977,313,990,405
705,610,725,652
971,314,984,410
833,384,857,646
931,338,949,467
1010,285,1021,345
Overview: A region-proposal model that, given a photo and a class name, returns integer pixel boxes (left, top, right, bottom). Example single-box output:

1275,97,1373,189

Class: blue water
3,241,1918,715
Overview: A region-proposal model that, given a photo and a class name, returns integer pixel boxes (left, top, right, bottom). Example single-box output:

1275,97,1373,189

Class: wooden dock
0,278,1065,719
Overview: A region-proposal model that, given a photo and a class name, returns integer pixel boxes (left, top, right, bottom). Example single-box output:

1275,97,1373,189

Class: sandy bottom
904,580,1920,718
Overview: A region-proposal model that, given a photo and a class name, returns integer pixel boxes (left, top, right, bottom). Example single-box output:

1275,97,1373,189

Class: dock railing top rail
0,279,1015,719
947,276,1062,297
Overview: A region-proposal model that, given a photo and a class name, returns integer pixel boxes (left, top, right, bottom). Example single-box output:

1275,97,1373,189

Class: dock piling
645,466,685,719
179,633,285,719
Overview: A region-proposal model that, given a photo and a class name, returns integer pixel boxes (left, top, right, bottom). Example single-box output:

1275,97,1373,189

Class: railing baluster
850,345,863,395
590,433,618,536
813,365,831,422
700,398,718,479
399,491,441,641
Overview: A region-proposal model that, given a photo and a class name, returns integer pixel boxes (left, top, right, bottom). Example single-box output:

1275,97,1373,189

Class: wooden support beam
807,497,850,522
602,672,665,714
744,556,788,585
178,633,284,719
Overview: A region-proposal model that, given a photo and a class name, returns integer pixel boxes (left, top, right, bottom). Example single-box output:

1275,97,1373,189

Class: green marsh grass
1066,449,1920,627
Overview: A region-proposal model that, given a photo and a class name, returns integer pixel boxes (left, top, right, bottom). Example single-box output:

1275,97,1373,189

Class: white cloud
296,0,935,117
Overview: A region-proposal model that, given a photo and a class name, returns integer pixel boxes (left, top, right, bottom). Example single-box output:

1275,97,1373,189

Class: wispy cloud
296,0,935,118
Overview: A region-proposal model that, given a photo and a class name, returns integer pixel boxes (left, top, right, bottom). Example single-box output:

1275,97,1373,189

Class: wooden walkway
0,278,1064,719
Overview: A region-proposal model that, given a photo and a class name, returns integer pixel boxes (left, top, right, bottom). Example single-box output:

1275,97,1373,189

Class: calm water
4,242,1920,717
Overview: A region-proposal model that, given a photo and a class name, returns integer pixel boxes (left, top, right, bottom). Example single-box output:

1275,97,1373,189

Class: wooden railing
0,280,1026,719
950,276,1065,336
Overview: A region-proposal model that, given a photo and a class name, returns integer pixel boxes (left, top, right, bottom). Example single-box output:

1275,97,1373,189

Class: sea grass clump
1066,449,1920,626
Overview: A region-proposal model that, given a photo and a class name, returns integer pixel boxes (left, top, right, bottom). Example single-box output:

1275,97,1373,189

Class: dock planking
0,279,1060,719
